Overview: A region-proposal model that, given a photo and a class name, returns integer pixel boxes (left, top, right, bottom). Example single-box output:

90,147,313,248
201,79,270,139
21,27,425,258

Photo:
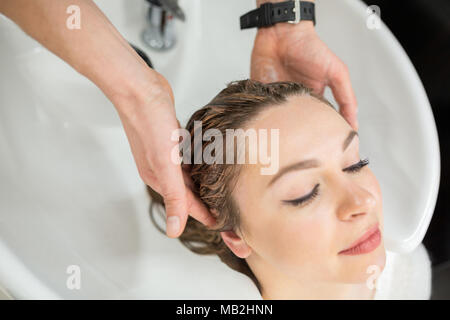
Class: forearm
0,0,159,105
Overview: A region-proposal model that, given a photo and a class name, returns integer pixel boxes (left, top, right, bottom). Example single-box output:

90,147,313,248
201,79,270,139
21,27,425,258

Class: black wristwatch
240,0,315,30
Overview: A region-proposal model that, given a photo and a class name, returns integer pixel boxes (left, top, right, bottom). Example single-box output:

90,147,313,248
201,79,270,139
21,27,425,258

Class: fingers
182,165,217,227
186,187,217,228
155,162,216,238
157,160,188,238
329,62,359,131
316,85,326,97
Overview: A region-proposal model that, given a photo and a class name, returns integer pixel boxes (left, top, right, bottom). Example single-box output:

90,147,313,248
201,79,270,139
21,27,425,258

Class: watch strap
240,1,315,29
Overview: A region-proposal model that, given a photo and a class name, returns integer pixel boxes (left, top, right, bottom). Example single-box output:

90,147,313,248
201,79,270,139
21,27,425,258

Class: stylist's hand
251,20,358,130
0,0,215,238
113,70,217,238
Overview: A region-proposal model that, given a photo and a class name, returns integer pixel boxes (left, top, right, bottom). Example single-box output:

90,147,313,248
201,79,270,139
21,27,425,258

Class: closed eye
343,157,370,173
282,183,320,207
282,158,370,207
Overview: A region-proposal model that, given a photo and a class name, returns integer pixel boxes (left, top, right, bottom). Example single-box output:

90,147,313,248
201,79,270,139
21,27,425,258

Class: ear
220,230,252,259
211,208,252,259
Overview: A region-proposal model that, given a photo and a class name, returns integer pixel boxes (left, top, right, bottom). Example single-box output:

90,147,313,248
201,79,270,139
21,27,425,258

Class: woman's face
229,95,386,285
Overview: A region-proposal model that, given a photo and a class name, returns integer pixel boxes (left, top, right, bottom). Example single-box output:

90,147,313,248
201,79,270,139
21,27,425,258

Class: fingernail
166,216,180,237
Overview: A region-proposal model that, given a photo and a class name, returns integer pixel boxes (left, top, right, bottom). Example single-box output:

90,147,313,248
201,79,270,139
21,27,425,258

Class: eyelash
343,157,370,173
283,157,370,207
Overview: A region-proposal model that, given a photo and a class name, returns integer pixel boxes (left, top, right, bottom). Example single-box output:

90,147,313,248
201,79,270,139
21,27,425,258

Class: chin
339,244,387,284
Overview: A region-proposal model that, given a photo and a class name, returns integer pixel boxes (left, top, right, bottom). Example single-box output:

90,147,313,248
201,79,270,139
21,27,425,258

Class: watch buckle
288,0,301,24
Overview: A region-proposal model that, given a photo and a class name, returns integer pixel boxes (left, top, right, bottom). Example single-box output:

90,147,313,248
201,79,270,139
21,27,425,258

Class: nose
335,180,377,221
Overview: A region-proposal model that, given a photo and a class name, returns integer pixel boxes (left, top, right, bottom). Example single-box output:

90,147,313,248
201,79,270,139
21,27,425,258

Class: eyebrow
267,130,358,187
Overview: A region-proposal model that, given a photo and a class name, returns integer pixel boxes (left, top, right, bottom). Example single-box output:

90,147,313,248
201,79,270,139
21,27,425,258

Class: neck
247,255,377,300
260,279,376,300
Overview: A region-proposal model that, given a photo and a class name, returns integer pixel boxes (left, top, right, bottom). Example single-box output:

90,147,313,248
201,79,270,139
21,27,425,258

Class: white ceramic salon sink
0,0,439,299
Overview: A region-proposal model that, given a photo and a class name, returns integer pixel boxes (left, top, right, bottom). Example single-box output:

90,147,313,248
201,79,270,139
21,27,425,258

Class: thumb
328,62,359,131
158,162,188,238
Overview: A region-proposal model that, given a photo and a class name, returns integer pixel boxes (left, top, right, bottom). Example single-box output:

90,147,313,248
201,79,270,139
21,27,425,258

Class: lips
339,222,381,255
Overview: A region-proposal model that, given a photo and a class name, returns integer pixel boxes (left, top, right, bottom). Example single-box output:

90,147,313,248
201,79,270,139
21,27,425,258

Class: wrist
256,19,315,40
256,0,315,6
101,60,172,116
253,0,315,35
84,42,172,112
113,70,174,115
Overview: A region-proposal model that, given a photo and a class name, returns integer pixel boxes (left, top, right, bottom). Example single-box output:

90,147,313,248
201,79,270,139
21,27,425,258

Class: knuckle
162,190,184,204
138,167,155,184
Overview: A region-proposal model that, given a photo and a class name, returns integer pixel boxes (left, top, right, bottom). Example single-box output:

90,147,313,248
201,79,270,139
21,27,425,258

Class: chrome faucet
142,0,185,51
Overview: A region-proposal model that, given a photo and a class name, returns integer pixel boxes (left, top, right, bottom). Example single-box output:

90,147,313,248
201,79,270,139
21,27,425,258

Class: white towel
374,243,432,299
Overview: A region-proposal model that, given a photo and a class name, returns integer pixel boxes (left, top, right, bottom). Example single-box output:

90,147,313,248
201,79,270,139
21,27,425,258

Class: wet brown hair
147,79,335,293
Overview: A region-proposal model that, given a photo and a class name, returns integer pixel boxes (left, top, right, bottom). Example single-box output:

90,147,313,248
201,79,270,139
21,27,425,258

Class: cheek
364,168,384,223
246,207,335,278
364,168,382,203
280,216,333,265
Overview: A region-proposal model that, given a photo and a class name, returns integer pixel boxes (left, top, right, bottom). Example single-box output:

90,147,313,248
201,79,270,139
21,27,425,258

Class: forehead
241,95,351,174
